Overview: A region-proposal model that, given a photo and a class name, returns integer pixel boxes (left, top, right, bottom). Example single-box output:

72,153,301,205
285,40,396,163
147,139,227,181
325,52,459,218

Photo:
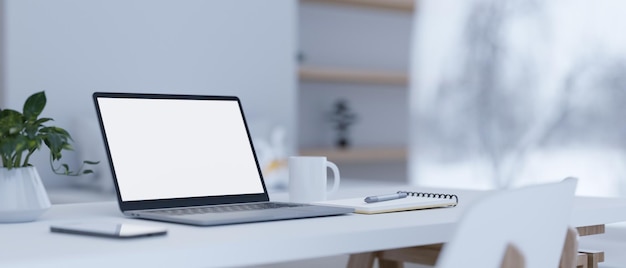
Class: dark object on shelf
297,51,306,63
329,99,358,149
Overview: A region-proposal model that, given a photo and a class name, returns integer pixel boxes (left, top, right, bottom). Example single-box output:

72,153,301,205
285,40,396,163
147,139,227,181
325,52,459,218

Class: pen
364,192,408,203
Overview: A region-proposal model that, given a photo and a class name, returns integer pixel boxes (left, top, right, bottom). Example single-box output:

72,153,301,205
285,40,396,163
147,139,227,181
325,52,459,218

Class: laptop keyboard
150,202,309,216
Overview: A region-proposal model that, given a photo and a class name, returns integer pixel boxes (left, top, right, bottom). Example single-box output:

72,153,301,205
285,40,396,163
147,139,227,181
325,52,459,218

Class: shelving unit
297,0,413,172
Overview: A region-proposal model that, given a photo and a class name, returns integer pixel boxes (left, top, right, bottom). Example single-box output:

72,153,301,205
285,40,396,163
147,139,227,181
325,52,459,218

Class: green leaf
82,169,94,174
0,109,24,136
43,133,65,160
0,108,22,119
34,117,53,125
25,118,53,138
13,135,28,153
8,127,20,134
83,160,100,165
23,91,46,120
54,126,72,139
40,126,72,139
0,137,17,157
26,139,40,150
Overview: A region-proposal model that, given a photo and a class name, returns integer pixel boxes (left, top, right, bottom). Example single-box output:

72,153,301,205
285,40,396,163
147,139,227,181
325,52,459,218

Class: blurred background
410,0,626,197
1,0,626,204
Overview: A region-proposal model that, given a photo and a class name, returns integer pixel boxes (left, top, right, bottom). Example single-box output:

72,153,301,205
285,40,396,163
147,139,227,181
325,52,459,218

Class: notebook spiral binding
397,191,459,207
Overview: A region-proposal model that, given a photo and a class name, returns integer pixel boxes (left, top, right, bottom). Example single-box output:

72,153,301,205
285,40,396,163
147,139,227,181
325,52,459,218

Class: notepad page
315,196,457,214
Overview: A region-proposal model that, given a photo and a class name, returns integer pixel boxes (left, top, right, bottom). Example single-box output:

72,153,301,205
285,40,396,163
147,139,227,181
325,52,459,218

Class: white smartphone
50,222,167,239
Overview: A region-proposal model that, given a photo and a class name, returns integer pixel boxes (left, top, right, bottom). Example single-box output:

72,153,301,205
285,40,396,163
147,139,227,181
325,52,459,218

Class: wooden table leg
377,244,442,266
349,225,606,268
378,259,404,268
347,252,377,268
347,244,442,268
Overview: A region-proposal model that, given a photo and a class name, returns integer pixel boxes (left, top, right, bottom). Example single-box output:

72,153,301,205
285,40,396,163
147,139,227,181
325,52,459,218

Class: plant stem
49,156,58,173
49,156,72,176
14,152,22,168
9,153,18,168
22,149,36,167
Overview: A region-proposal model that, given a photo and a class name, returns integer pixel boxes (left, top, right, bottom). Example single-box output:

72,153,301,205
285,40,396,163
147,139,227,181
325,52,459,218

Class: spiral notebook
314,191,459,214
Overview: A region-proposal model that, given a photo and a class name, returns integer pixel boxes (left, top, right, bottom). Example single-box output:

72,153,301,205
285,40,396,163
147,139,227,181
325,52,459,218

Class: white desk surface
2,185,626,268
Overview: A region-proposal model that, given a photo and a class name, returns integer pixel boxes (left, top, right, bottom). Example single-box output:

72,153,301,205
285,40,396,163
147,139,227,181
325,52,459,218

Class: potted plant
0,91,98,222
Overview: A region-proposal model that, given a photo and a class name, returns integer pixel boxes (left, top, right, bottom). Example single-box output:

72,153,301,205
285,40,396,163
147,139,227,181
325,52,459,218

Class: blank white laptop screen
96,97,265,201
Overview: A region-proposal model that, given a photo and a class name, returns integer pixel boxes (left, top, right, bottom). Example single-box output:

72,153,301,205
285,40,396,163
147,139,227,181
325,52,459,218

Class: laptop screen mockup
94,95,265,202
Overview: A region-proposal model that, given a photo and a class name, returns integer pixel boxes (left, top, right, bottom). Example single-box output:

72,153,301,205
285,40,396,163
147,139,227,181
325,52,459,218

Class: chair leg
578,250,604,268
576,253,588,268
560,227,579,268
500,243,525,268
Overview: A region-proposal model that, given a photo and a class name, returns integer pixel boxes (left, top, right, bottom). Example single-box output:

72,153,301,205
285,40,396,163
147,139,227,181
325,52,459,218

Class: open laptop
92,92,353,226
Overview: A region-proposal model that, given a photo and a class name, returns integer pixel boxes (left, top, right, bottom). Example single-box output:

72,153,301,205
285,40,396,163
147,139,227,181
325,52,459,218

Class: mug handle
326,161,340,195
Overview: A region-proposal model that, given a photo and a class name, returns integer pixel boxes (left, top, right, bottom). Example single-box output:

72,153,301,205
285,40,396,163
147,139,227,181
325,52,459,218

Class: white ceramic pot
0,167,51,223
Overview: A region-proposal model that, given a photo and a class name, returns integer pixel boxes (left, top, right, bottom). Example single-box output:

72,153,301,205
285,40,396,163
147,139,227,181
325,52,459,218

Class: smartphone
50,222,167,239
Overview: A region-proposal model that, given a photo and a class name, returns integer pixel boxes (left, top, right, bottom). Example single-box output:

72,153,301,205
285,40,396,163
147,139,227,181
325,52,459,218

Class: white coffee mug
288,156,340,203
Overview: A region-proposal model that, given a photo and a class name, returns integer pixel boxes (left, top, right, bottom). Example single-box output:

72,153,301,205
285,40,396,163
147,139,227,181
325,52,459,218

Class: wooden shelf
299,147,407,163
301,0,415,12
298,2,411,167
299,66,408,86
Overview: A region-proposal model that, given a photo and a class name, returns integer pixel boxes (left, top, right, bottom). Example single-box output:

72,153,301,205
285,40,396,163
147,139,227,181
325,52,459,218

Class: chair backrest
436,177,578,268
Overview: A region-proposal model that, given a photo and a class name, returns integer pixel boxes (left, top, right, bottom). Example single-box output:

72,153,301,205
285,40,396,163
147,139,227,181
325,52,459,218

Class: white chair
436,177,578,268
347,178,579,268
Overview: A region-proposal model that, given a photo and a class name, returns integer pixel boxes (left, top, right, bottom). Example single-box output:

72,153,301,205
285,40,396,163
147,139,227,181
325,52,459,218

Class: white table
2,185,626,267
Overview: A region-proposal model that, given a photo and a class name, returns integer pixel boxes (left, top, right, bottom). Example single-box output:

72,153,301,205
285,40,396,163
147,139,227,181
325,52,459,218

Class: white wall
0,0,4,104
1,0,297,188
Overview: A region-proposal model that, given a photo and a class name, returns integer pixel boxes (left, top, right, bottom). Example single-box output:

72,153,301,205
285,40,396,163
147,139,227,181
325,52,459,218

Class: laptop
92,92,353,226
